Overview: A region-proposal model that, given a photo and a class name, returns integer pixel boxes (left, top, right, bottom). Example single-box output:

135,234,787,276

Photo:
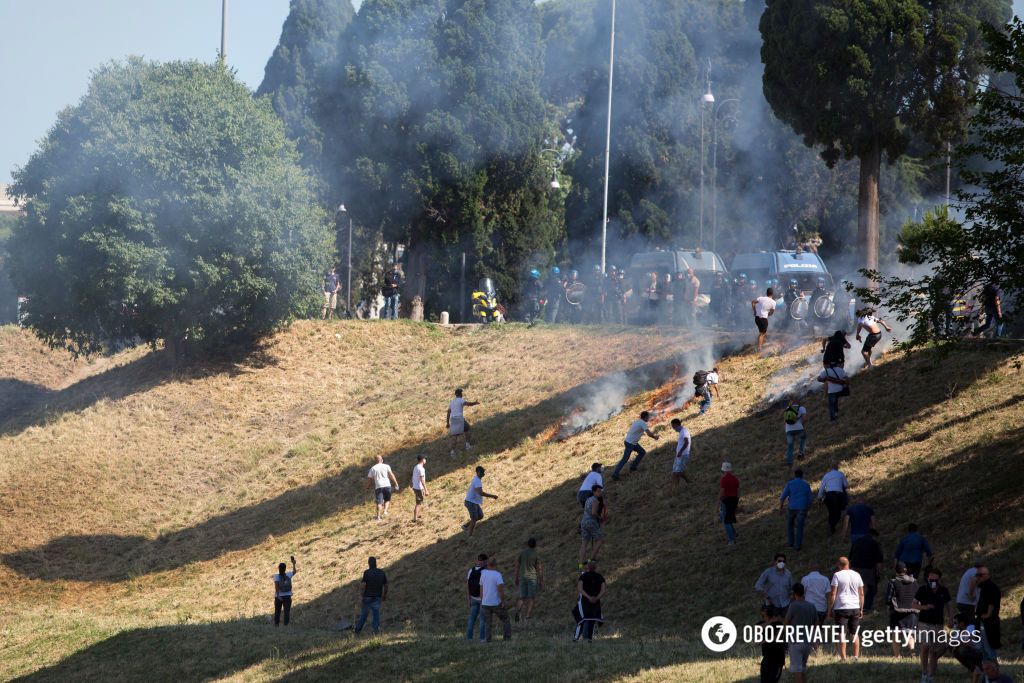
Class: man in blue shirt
894,523,933,579
843,498,876,544
780,469,813,551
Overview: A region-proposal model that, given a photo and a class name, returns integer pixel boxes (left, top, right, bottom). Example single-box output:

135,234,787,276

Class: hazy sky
0,0,1019,184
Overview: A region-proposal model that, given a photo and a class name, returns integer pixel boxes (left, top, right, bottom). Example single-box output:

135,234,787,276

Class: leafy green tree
257,0,355,196
761,0,1010,273
0,212,18,323
857,19,1024,345
321,0,561,316
8,59,332,357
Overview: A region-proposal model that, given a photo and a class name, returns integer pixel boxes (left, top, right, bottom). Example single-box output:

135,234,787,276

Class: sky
0,0,1019,184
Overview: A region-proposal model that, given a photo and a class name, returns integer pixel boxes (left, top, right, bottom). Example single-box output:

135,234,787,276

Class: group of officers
519,265,845,331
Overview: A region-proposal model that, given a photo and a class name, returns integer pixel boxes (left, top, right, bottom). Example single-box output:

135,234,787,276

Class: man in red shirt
719,461,739,546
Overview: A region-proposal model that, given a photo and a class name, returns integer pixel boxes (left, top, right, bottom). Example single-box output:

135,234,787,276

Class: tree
257,0,355,196
8,59,332,357
0,212,18,323
857,19,1024,346
760,0,1010,274
320,0,561,316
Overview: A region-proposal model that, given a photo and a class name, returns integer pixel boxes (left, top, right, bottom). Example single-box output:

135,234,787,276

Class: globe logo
701,616,738,652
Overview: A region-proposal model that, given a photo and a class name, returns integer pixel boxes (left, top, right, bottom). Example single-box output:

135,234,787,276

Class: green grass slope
1,322,1022,682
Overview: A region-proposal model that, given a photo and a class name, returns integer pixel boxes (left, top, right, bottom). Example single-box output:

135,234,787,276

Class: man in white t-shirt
366,455,400,521
827,556,865,660
577,463,604,508
817,365,848,421
751,287,778,351
411,454,428,523
783,402,808,465
611,411,660,481
855,307,892,367
479,558,512,641
800,562,832,622
447,388,481,457
464,465,498,537
670,418,691,484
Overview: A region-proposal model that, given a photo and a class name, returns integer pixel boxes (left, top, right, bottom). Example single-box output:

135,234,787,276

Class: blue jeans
612,441,646,478
785,429,806,464
384,294,400,320
720,501,736,542
465,600,485,641
697,385,712,414
787,508,807,550
827,393,840,421
354,596,381,634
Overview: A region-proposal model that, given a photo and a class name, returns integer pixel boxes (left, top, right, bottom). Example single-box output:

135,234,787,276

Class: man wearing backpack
465,553,488,641
783,402,808,466
684,368,719,415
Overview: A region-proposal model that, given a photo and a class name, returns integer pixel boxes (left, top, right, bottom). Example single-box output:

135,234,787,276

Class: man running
411,454,428,523
464,466,498,537
447,388,480,457
611,411,660,481
513,538,543,626
855,308,892,367
670,418,691,484
751,286,777,352
366,455,400,521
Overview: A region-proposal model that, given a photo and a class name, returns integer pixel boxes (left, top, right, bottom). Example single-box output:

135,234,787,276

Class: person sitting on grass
273,555,297,627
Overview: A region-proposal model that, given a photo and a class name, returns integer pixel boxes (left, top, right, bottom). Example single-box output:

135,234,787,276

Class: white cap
721,461,733,472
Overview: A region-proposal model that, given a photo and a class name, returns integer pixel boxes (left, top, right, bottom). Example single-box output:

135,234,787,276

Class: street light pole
338,204,353,316
711,98,739,254
220,0,228,63
600,0,616,275
699,60,714,251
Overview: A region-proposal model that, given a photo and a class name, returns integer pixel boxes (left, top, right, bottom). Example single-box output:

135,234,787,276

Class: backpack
783,404,801,425
693,370,709,387
467,566,483,598
277,573,292,595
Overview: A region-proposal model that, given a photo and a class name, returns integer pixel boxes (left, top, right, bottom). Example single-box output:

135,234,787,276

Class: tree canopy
8,59,332,356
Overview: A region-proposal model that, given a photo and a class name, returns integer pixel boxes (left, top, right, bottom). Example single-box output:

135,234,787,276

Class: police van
625,248,729,324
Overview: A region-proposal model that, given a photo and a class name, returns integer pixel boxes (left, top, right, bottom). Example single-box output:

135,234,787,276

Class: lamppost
541,131,577,191
711,98,740,254
337,204,353,316
220,0,228,63
699,60,714,250
600,0,617,274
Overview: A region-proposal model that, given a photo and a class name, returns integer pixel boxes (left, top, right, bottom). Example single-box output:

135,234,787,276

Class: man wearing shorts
855,308,892,367
322,267,340,320
513,538,543,626
447,388,480,457
464,465,497,537
366,455,399,521
751,287,777,351
784,583,819,683
579,485,607,566
828,556,865,661
670,418,691,484
411,454,428,523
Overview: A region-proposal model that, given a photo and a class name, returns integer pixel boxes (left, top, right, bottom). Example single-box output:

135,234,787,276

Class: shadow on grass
1,345,712,582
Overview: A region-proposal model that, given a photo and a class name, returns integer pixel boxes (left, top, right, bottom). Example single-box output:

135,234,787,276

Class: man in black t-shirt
849,528,884,613
573,559,606,641
974,567,1001,660
913,568,951,682
382,263,402,320
354,556,389,635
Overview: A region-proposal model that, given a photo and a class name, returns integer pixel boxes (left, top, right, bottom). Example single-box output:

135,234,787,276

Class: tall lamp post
220,0,228,63
600,0,617,274
338,204,353,316
711,98,740,254
699,60,714,250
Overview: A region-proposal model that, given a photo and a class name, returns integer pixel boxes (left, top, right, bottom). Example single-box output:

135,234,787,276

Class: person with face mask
755,553,793,617
913,568,952,683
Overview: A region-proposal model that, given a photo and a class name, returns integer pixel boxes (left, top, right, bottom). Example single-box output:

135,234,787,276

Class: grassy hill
1,321,1022,682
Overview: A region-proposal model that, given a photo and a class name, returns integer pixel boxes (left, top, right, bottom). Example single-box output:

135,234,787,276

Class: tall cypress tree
258,0,355,194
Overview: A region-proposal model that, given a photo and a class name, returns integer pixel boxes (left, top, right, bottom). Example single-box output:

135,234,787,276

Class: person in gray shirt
784,583,819,683
755,553,794,616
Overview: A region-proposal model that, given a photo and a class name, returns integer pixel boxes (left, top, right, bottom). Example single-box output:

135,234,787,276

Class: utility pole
599,0,616,275
220,0,228,63
945,141,952,206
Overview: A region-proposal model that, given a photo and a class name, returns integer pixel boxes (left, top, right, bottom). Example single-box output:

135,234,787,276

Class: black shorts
862,331,882,352
755,316,769,334
834,608,862,634
374,487,392,504
414,488,424,504
889,612,918,630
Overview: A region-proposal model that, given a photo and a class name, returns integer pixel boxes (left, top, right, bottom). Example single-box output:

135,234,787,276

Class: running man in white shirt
751,287,778,352
447,388,481,457
611,411,660,481
670,418,691,484
855,308,892,367
411,454,428,523
366,455,400,521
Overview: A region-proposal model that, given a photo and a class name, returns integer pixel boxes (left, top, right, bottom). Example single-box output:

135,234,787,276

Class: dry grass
1,323,1023,682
